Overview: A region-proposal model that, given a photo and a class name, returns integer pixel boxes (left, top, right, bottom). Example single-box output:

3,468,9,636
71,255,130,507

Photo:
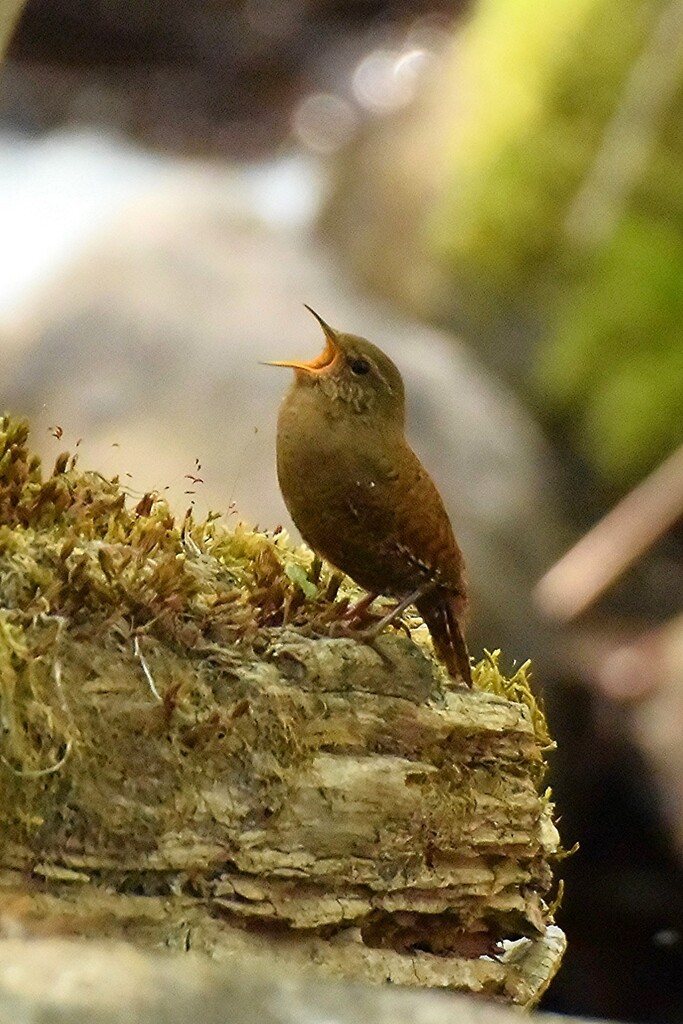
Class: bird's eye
349,357,371,376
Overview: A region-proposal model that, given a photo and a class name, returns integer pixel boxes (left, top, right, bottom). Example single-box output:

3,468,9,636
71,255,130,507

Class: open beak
262,305,340,373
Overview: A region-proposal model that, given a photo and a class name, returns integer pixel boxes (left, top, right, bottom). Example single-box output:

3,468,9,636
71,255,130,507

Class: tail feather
415,589,472,686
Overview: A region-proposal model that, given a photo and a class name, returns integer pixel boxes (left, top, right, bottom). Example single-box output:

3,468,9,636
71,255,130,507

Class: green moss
0,415,552,792
0,415,368,651
473,650,552,751
0,412,363,802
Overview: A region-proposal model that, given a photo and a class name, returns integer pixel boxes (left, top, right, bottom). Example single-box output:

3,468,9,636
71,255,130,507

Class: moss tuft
473,649,553,750
0,415,372,657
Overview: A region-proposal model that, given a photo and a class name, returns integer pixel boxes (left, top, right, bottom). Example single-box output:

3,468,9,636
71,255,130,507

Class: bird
265,307,472,686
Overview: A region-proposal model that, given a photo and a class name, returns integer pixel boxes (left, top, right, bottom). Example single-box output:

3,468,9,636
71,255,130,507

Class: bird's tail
415,589,472,686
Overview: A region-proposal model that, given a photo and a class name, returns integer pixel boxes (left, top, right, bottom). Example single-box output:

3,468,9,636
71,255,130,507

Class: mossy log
0,416,565,1005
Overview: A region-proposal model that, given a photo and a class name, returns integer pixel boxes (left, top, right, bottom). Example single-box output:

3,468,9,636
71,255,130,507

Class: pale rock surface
0,937,592,1024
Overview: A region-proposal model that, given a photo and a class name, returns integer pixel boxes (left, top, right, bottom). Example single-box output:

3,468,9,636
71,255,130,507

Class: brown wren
266,307,472,686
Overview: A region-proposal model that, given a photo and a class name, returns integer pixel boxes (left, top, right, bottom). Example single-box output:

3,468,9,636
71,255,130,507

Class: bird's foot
325,618,394,668
323,592,379,639
340,591,379,626
359,586,426,639
328,587,423,643
327,618,370,641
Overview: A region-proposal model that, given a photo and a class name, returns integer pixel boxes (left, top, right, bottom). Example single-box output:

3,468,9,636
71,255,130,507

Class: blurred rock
0,133,565,667
0,937,594,1024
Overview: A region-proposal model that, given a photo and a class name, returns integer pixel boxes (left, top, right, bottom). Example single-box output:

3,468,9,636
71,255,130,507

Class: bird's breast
275,386,464,599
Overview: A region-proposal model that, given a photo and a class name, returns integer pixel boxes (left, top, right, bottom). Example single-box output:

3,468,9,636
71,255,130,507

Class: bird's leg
342,591,378,624
328,583,435,644
343,583,437,667
360,583,435,639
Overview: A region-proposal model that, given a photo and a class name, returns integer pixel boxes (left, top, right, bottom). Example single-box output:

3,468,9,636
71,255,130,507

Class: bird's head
265,307,405,422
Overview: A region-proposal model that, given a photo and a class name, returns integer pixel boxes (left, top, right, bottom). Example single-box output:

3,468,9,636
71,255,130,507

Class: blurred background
1,0,682,1019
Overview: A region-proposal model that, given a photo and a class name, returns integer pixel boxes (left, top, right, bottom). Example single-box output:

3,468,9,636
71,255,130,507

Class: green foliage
432,0,683,487
538,216,683,480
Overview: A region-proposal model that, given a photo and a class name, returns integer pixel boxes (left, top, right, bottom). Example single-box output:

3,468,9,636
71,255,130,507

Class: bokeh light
291,92,358,154
352,47,432,113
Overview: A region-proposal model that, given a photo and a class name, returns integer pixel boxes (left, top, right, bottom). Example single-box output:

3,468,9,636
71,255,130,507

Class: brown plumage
266,308,472,686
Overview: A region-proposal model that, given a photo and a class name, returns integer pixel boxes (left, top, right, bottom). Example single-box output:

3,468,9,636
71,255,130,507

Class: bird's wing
339,445,466,596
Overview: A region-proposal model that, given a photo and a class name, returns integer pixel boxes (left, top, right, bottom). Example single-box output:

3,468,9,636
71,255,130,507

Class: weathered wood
0,626,562,1000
